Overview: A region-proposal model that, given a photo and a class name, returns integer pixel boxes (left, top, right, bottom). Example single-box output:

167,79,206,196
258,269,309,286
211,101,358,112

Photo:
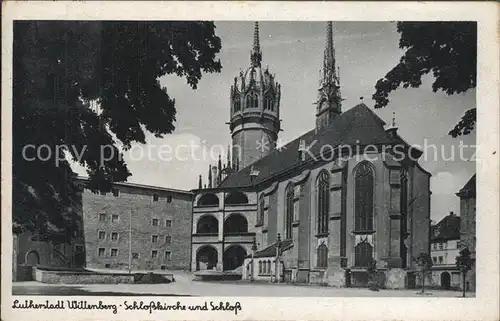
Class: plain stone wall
33,268,134,284
385,268,406,289
460,196,476,292
82,185,192,271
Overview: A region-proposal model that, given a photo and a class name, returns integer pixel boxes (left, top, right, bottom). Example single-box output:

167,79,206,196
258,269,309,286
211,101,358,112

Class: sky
72,21,476,223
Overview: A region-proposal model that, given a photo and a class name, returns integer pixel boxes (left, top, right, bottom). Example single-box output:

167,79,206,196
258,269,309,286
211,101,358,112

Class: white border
2,2,499,321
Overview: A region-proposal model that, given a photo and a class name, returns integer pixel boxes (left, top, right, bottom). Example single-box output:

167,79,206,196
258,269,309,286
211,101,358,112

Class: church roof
220,103,399,189
456,174,476,198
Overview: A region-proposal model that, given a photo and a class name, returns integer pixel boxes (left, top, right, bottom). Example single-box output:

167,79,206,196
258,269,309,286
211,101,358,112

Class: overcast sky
73,21,476,222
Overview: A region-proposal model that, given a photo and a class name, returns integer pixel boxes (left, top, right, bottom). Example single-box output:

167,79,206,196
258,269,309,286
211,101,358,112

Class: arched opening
25,250,40,266
198,193,219,207
441,272,451,290
285,184,294,239
196,246,218,271
354,162,374,232
246,92,258,109
354,241,373,267
223,245,247,271
224,214,248,234
317,170,330,235
196,215,219,234
225,192,248,205
317,243,328,268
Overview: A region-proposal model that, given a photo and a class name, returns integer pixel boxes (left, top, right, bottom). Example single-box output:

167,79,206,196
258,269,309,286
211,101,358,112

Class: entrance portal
196,246,218,271
441,272,451,289
25,250,40,266
223,245,247,271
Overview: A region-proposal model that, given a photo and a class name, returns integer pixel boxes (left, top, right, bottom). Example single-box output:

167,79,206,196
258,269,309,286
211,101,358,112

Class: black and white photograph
2,2,499,321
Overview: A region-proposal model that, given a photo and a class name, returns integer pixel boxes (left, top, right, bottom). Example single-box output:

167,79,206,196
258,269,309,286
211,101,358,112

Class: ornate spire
322,21,337,87
250,22,262,67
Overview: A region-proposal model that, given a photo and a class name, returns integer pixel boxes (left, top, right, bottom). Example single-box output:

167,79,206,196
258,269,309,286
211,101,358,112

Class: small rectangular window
165,236,171,244
98,248,106,257
167,195,172,203
112,188,119,197
165,251,171,260
105,263,111,268
152,235,158,243
99,213,106,222
132,252,139,259
111,214,119,223
153,193,159,202
439,243,443,250
161,265,166,270
165,220,172,228
98,231,106,240
152,218,159,226
438,256,443,264
111,232,118,241
432,257,437,263
151,250,158,258
110,248,118,257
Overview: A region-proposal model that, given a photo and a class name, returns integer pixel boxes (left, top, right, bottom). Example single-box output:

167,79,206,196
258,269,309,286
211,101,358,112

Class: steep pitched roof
431,213,461,242
245,238,294,259
456,174,476,198
220,104,398,188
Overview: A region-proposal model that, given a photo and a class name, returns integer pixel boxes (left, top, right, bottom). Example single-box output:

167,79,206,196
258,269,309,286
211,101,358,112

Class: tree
456,247,475,298
366,259,379,291
372,22,477,137
413,252,433,294
13,21,222,240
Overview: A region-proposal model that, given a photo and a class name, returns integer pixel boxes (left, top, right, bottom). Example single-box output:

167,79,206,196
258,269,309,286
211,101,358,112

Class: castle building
430,212,461,289
13,179,193,281
191,22,432,288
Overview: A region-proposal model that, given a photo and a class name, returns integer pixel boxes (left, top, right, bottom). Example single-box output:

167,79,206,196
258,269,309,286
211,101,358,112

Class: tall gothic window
258,195,265,226
354,162,374,231
317,243,328,268
264,96,274,111
317,171,330,234
285,184,294,239
246,92,258,108
234,95,241,112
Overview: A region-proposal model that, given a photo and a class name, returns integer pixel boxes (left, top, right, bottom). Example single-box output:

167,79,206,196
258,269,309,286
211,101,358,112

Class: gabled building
430,212,461,289
190,22,431,289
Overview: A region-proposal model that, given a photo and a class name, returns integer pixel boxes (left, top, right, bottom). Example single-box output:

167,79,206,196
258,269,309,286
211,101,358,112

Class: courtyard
13,271,473,298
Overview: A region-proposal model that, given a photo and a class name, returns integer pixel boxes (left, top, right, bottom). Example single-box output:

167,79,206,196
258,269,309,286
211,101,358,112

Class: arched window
234,95,241,112
258,195,265,226
285,184,294,239
317,171,330,234
264,96,274,111
317,244,328,268
198,193,219,207
223,214,248,234
246,92,258,108
196,215,219,234
354,162,374,231
355,240,373,267
225,192,249,205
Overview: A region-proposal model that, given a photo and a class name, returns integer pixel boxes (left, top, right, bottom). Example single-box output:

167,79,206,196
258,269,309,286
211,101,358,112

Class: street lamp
251,236,257,282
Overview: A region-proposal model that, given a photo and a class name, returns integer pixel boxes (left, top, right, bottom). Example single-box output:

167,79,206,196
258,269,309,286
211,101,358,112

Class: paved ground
12,271,474,297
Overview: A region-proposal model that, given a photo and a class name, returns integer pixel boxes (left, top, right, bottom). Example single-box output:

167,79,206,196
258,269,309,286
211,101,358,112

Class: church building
190,22,431,288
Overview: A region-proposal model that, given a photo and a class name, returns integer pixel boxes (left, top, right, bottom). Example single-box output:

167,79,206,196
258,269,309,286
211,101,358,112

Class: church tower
315,21,342,131
229,22,281,170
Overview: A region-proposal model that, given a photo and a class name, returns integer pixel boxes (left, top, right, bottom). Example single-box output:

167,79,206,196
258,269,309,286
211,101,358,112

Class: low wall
17,265,34,281
33,267,134,284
